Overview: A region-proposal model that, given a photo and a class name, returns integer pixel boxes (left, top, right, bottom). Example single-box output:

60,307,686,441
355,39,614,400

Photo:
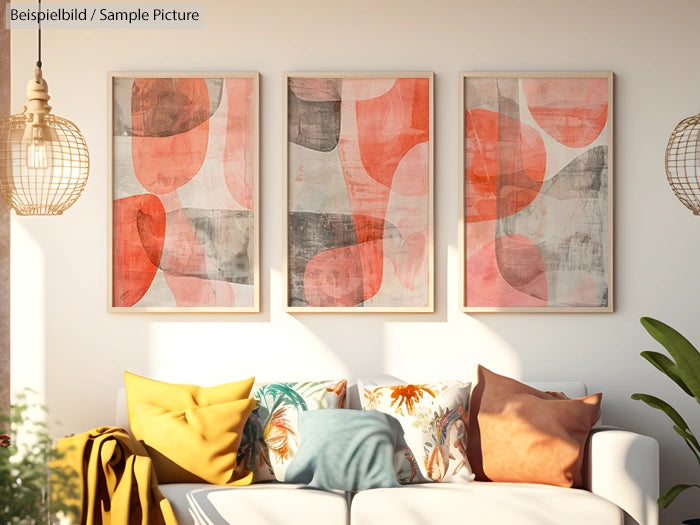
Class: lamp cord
36,0,42,71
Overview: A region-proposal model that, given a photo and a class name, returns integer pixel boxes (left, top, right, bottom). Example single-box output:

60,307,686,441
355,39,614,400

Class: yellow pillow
124,372,256,485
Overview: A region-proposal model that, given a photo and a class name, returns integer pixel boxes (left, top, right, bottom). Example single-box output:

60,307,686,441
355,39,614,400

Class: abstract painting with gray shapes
112,75,257,309
287,76,432,309
464,75,611,310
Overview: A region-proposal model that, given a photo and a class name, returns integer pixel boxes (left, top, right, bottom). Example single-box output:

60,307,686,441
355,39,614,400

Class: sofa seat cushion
350,482,623,525
159,482,349,525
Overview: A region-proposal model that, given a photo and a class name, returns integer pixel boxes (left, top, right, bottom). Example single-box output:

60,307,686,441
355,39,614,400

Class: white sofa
116,380,659,525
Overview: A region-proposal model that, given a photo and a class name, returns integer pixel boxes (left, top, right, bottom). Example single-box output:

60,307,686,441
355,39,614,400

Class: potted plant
631,316,700,524
0,389,79,524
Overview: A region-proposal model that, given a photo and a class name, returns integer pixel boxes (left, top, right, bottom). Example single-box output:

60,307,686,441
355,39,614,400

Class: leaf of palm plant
631,393,694,436
672,425,700,465
658,483,700,508
632,393,700,465
641,317,700,400
640,351,693,397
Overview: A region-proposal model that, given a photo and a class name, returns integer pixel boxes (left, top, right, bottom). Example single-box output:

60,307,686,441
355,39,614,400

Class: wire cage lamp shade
0,0,89,216
0,71,89,216
665,113,700,215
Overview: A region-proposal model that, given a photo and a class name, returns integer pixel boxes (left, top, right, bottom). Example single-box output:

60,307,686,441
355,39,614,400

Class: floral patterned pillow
359,380,474,483
236,380,347,482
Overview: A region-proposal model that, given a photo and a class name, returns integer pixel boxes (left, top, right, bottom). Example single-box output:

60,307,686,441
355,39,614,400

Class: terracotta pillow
467,365,601,488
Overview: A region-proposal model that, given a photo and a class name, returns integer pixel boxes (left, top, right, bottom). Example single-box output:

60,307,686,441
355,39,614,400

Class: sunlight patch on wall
147,318,350,385
10,217,44,399
383,317,521,383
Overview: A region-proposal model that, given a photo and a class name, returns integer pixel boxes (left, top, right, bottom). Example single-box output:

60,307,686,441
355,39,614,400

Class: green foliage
632,316,700,512
0,389,79,525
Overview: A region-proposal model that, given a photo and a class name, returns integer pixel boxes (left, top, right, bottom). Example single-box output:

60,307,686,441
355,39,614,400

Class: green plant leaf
658,483,700,508
673,425,700,465
641,350,693,397
641,317,700,400
631,393,692,432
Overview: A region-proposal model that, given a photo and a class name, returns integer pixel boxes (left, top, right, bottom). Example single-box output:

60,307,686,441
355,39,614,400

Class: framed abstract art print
285,72,434,312
460,72,613,312
109,72,259,312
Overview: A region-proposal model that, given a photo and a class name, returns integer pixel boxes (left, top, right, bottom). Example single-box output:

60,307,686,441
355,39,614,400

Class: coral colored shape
113,194,166,307
395,231,427,290
466,234,548,307
341,79,396,101
391,143,429,197
465,220,497,260
132,122,209,195
224,78,255,210
356,78,430,190
130,78,212,137
332,78,430,307
465,109,547,223
131,79,210,195
304,241,384,307
163,274,235,307
352,214,387,244
522,78,608,148
357,239,384,301
289,78,341,102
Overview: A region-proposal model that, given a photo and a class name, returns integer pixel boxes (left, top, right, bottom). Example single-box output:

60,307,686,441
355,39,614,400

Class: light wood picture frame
460,72,613,313
284,72,434,312
109,72,260,312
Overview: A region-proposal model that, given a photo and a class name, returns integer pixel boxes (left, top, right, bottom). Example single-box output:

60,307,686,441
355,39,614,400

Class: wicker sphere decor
665,113,700,215
0,69,89,215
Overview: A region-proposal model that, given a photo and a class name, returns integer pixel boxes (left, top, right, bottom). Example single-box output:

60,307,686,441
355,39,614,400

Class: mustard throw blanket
54,426,178,525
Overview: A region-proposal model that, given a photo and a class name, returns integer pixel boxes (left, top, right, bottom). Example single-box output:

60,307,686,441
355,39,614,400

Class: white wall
9,1,700,523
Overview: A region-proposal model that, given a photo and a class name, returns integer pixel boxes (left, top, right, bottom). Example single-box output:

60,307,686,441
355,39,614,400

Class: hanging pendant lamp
665,113,700,215
0,0,89,215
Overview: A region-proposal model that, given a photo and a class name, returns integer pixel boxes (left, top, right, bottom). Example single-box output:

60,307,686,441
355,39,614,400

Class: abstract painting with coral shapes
461,73,613,312
110,73,259,311
286,73,433,311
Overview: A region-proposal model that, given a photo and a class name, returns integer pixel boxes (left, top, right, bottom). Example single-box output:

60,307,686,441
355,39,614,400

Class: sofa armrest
583,427,659,525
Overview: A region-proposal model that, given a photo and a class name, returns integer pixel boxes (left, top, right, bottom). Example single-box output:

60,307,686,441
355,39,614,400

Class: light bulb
26,138,49,169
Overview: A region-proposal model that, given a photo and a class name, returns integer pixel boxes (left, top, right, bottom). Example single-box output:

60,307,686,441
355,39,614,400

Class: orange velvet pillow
467,365,601,488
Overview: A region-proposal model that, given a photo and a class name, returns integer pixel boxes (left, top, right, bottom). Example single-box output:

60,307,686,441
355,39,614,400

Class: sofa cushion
124,372,256,485
467,365,602,488
285,409,403,491
358,380,473,483
237,380,347,482
350,482,623,525
160,482,349,525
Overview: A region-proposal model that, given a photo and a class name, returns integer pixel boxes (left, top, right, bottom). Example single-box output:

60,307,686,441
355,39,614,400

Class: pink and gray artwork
464,76,611,309
112,76,257,309
287,76,432,309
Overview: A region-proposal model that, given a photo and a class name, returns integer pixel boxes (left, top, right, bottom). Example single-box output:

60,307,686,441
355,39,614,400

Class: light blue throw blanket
285,409,404,491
